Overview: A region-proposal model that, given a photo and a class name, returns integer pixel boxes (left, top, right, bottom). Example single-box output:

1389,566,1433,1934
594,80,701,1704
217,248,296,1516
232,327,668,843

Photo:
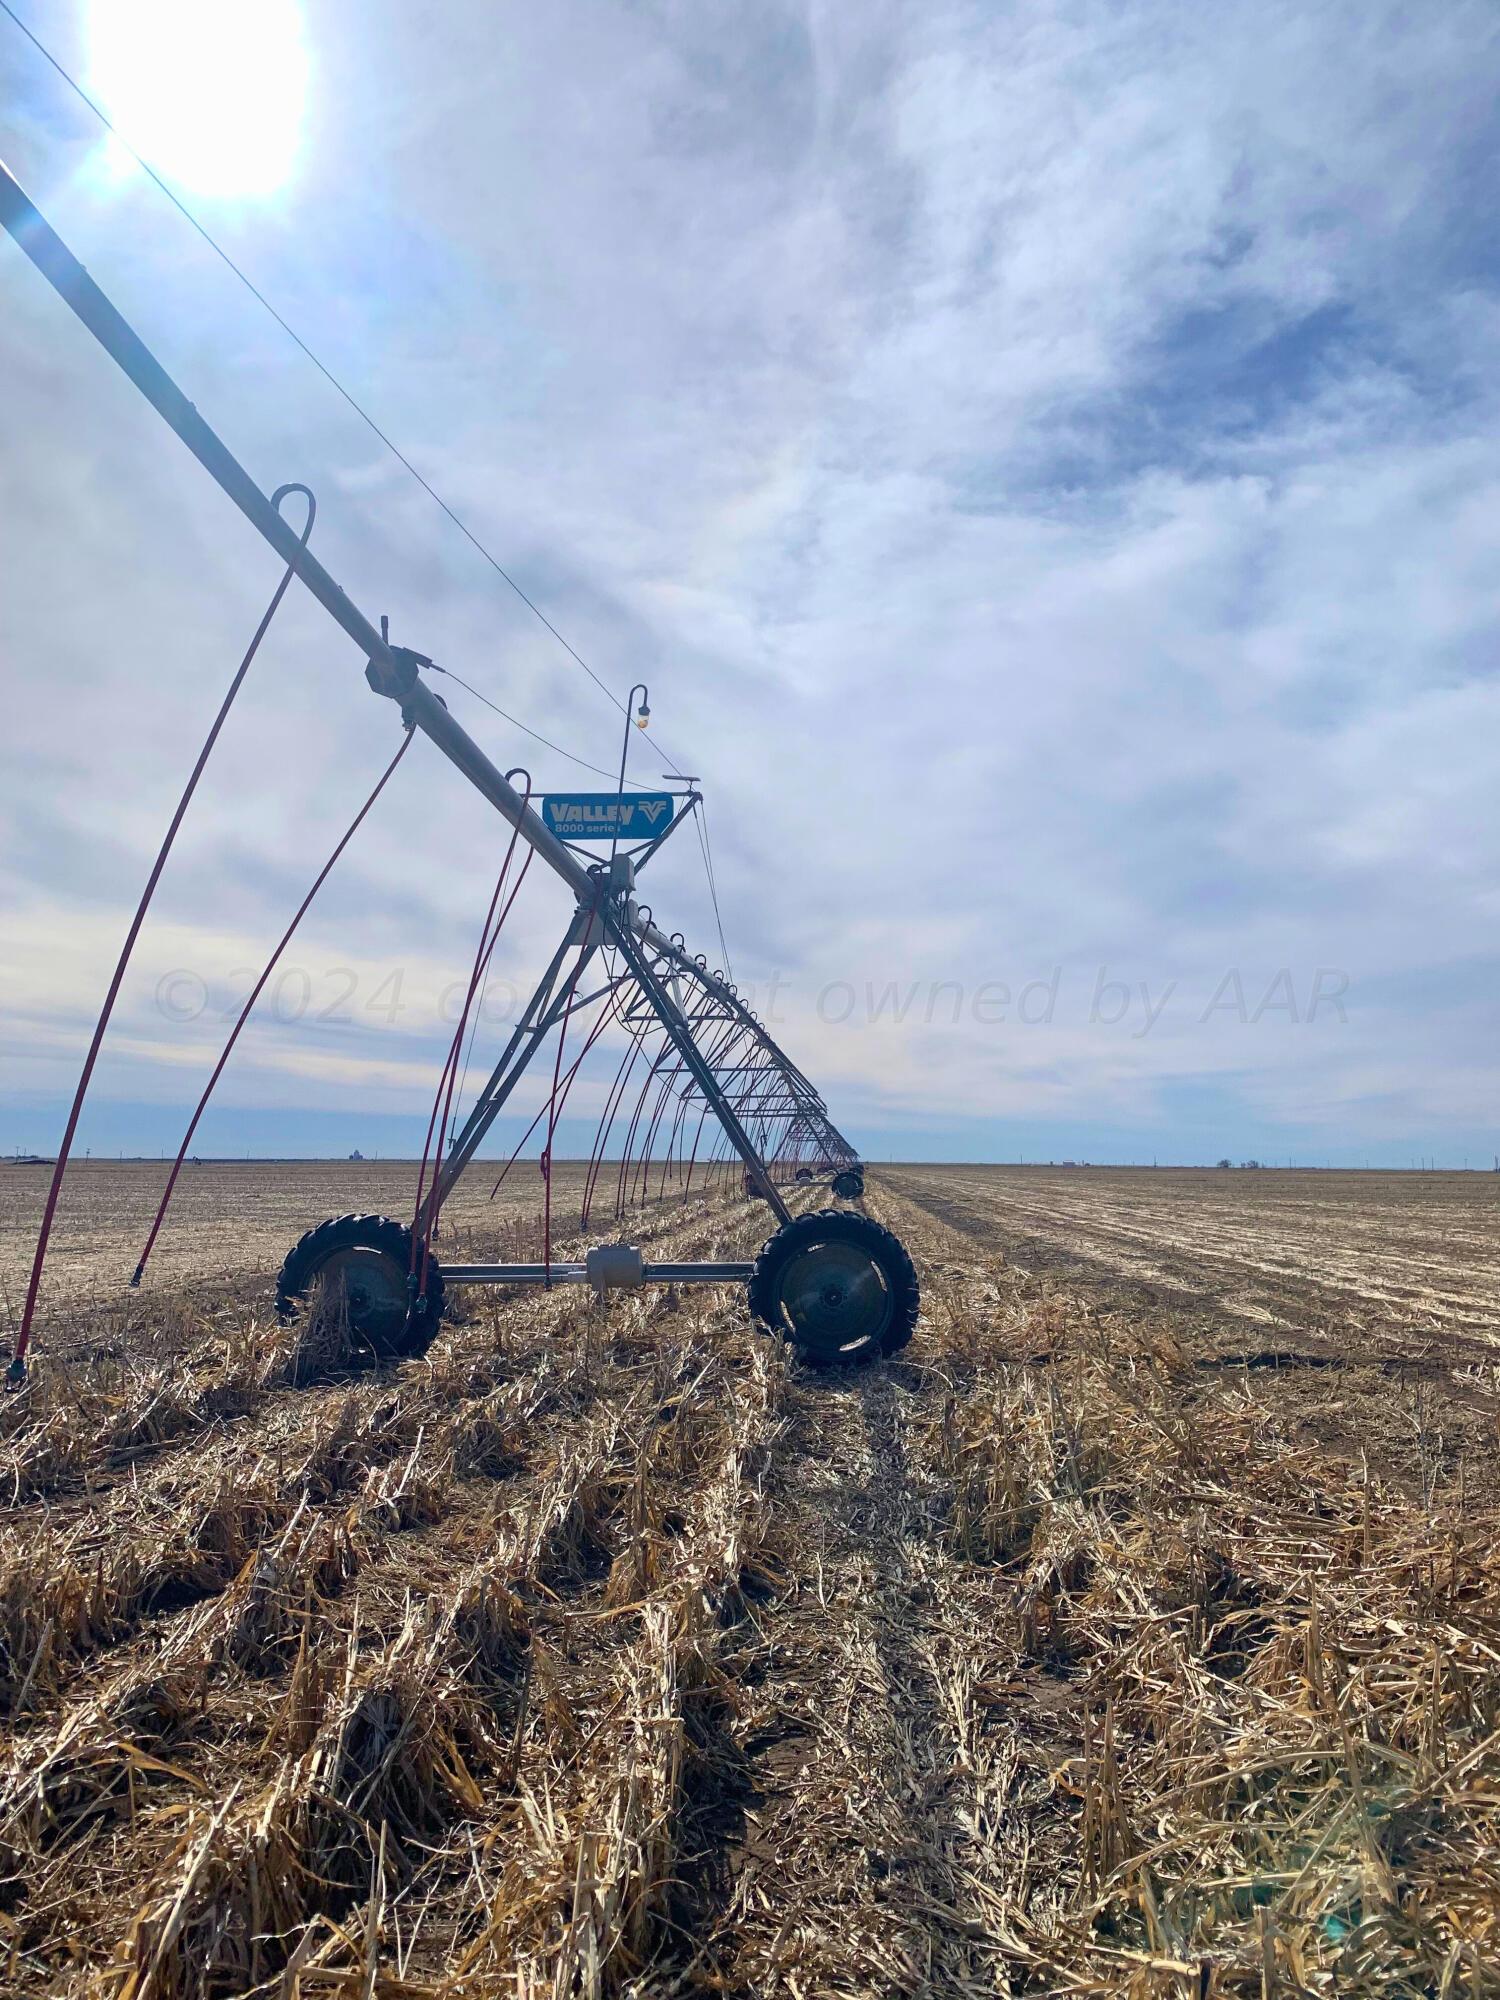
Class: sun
88,0,309,199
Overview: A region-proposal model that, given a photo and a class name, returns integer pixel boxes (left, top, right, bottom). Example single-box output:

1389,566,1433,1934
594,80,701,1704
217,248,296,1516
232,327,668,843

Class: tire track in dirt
698,1310,1081,1997
383,1328,789,1990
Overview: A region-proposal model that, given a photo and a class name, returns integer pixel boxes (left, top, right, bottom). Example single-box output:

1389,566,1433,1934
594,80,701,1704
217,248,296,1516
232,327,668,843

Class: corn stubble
0,1176,1494,1996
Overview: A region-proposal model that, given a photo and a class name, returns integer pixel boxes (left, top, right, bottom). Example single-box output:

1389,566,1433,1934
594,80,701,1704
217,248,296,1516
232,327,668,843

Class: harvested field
0,1160,609,1313
884,1164,1500,1358
0,1163,1496,1995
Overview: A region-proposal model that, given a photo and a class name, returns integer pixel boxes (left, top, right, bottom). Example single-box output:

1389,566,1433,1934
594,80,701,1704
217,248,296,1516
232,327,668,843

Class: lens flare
89,0,308,198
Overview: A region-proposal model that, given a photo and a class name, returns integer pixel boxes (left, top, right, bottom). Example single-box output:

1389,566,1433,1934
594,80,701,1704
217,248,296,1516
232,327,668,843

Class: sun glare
89,0,308,198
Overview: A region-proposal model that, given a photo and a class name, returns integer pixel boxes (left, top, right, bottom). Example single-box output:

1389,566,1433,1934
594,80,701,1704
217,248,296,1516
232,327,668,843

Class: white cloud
3,0,1498,1162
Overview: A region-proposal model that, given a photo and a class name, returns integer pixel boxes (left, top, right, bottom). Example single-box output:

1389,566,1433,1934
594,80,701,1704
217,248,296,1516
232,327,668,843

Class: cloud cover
2,0,1498,1165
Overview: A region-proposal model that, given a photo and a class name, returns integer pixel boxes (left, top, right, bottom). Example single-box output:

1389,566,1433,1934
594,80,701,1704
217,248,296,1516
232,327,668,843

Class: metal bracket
584,1242,644,1299
364,644,423,703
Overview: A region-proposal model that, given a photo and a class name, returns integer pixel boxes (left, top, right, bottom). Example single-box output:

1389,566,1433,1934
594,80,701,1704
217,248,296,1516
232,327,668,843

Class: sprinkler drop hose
7,486,316,1386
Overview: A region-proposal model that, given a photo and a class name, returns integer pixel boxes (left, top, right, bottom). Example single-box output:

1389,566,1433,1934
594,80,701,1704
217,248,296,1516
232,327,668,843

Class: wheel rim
313,1245,409,1346
774,1238,892,1355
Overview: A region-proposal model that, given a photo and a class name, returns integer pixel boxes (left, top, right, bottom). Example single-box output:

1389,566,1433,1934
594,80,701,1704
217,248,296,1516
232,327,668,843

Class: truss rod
0,159,864,1197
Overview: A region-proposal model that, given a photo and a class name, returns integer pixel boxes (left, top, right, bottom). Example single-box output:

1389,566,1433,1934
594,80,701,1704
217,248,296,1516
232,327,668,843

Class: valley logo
541,792,677,841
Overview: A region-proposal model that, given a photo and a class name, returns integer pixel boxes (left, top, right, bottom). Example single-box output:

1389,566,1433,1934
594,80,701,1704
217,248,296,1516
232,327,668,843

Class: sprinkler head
4,1357,26,1391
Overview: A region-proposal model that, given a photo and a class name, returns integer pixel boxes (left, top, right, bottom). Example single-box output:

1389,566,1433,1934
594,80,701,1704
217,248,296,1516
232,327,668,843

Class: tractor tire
831,1169,865,1201
749,1208,918,1368
794,1167,815,1183
275,1213,443,1362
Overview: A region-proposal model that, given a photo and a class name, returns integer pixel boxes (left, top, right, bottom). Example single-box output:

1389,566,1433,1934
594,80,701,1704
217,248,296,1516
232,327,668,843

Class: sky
2,0,1498,1169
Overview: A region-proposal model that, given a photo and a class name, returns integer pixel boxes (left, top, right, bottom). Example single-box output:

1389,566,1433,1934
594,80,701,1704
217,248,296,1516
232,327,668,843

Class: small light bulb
635,702,650,730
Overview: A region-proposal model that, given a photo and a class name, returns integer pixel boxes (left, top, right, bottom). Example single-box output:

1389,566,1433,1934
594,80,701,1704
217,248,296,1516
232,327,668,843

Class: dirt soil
883,1163,1500,1356
0,1163,1493,1996
0,1159,606,1318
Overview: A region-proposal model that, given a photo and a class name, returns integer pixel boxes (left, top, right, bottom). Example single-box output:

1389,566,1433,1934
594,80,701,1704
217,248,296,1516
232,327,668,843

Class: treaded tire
794,1167,815,1183
749,1208,918,1368
275,1213,443,1362
831,1169,865,1201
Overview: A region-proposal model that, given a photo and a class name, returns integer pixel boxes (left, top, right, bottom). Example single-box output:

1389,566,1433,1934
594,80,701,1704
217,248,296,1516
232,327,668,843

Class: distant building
349,1149,365,1162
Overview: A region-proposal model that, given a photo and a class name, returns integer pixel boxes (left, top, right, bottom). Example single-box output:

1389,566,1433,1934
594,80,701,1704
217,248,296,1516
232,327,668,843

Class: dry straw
0,1178,1492,1996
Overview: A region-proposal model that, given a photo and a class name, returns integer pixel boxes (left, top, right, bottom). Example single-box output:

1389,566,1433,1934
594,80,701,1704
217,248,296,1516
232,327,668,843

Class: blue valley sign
541,792,677,841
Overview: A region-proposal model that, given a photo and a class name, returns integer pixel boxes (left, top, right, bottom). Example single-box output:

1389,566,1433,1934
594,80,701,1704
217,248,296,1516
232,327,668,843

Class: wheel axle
277,1209,918,1370
442,1253,754,1290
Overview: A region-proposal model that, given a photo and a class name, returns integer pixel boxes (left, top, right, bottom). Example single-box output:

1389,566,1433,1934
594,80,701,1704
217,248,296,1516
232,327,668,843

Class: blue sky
2,0,1498,1167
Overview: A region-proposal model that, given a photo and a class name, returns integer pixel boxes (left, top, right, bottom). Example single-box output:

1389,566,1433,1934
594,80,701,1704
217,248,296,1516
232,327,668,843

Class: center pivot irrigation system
1,160,920,1374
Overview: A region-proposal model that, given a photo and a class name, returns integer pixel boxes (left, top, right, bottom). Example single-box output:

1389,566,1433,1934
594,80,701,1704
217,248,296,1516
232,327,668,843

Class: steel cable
0,0,691,783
